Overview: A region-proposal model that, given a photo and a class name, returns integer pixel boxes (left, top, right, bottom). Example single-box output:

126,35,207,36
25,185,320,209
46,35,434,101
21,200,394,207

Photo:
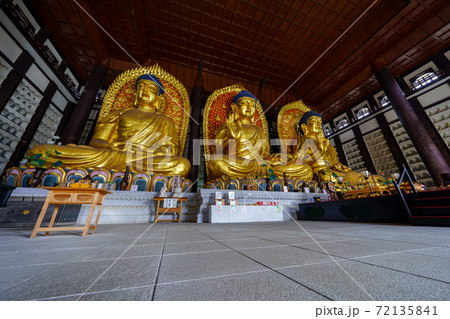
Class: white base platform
197,189,328,223
209,205,283,223
6,187,328,224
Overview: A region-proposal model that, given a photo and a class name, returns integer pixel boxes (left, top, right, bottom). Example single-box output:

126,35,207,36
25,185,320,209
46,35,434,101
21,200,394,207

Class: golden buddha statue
28,74,191,177
272,111,363,184
206,90,270,180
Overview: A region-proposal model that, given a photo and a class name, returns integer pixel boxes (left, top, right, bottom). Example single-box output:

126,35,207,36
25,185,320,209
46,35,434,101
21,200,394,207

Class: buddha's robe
272,136,363,184
207,122,270,180
28,108,190,177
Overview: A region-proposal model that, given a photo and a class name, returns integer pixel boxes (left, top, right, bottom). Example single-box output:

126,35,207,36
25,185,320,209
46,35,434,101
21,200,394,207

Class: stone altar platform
2,187,328,224
77,191,201,224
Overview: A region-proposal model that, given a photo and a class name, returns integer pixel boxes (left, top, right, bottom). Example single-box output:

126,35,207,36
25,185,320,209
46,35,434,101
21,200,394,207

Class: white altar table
209,205,283,223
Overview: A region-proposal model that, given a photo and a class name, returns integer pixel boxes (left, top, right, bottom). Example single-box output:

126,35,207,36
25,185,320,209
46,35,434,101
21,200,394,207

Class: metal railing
393,164,418,217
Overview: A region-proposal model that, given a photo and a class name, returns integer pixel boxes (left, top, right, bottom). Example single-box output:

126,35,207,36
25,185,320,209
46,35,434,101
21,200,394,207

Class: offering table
30,187,111,238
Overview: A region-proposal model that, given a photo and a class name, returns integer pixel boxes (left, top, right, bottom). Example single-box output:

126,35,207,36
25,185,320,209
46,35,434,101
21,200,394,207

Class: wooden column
34,28,51,44
328,120,336,131
331,135,349,167
85,106,101,145
373,65,450,185
55,101,76,138
5,81,57,169
57,59,70,74
352,126,377,174
61,64,107,144
257,76,268,107
0,52,34,114
188,60,204,190
408,97,450,164
345,109,354,123
367,95,378,112
395,76,409,92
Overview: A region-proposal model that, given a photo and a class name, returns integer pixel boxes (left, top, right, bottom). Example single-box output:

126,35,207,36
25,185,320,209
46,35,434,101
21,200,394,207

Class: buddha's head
299,111,323,137
231,90,257,121
134,74,164,110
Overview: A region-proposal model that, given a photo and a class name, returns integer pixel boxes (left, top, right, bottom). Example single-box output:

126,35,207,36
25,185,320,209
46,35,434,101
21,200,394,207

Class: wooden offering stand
30,187,112,238
153,197,187,223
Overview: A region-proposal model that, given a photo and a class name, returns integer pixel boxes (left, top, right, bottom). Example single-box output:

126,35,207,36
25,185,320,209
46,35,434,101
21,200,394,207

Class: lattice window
410,68,439,90
355,106,370,119
336,118,348,129
378,94,390,107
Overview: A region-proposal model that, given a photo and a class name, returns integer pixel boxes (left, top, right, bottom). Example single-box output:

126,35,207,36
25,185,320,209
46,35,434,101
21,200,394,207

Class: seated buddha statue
27,74,191,177
272,111,363,184
207,90,270,180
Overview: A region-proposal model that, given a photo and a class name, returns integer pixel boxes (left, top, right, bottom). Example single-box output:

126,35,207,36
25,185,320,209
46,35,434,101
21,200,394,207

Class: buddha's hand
109,142,127,151
225,114,242,139
287,153,299,166
319,138,329,152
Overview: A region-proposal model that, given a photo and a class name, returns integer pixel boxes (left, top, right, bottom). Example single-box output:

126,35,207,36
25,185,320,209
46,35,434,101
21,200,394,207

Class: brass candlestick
336,176,345,198
361,170,374,196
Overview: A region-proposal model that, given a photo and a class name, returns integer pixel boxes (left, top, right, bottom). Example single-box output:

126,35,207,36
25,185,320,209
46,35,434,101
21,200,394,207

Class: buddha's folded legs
271,164,313,180
315,168,365,185
28,144,191,177
127,155,191,178
28,144,126,170
208,157,264,180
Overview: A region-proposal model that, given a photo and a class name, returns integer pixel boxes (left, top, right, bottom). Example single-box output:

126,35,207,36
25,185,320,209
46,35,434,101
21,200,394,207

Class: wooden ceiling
27,0,450,122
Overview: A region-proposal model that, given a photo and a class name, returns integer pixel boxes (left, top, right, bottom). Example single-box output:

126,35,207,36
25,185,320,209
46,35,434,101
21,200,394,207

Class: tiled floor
0,221,449,301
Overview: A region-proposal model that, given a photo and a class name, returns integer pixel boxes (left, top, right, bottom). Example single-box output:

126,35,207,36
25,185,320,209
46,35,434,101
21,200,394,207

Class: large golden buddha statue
272,105,364,184
204,86,270,180
28,68,191,177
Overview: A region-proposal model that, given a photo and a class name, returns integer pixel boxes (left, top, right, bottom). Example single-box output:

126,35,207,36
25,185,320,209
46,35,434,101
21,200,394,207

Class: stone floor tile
86,256,159,293
0,247,99,267
295,241,397,259
0,260,113,300
164,241,229,254
356,252,450,282
76,286,154,301
157,250,266,283
408,246,450,259
0,221,448,301
0,263,62,291
237,246,331,268
72,243,163,261
153,270,329,301
277,260,450,301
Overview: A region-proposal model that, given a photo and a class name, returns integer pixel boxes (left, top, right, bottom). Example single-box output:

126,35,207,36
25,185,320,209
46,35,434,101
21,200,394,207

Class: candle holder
391,173,400,184
336,176,345,199
361,170,374,196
